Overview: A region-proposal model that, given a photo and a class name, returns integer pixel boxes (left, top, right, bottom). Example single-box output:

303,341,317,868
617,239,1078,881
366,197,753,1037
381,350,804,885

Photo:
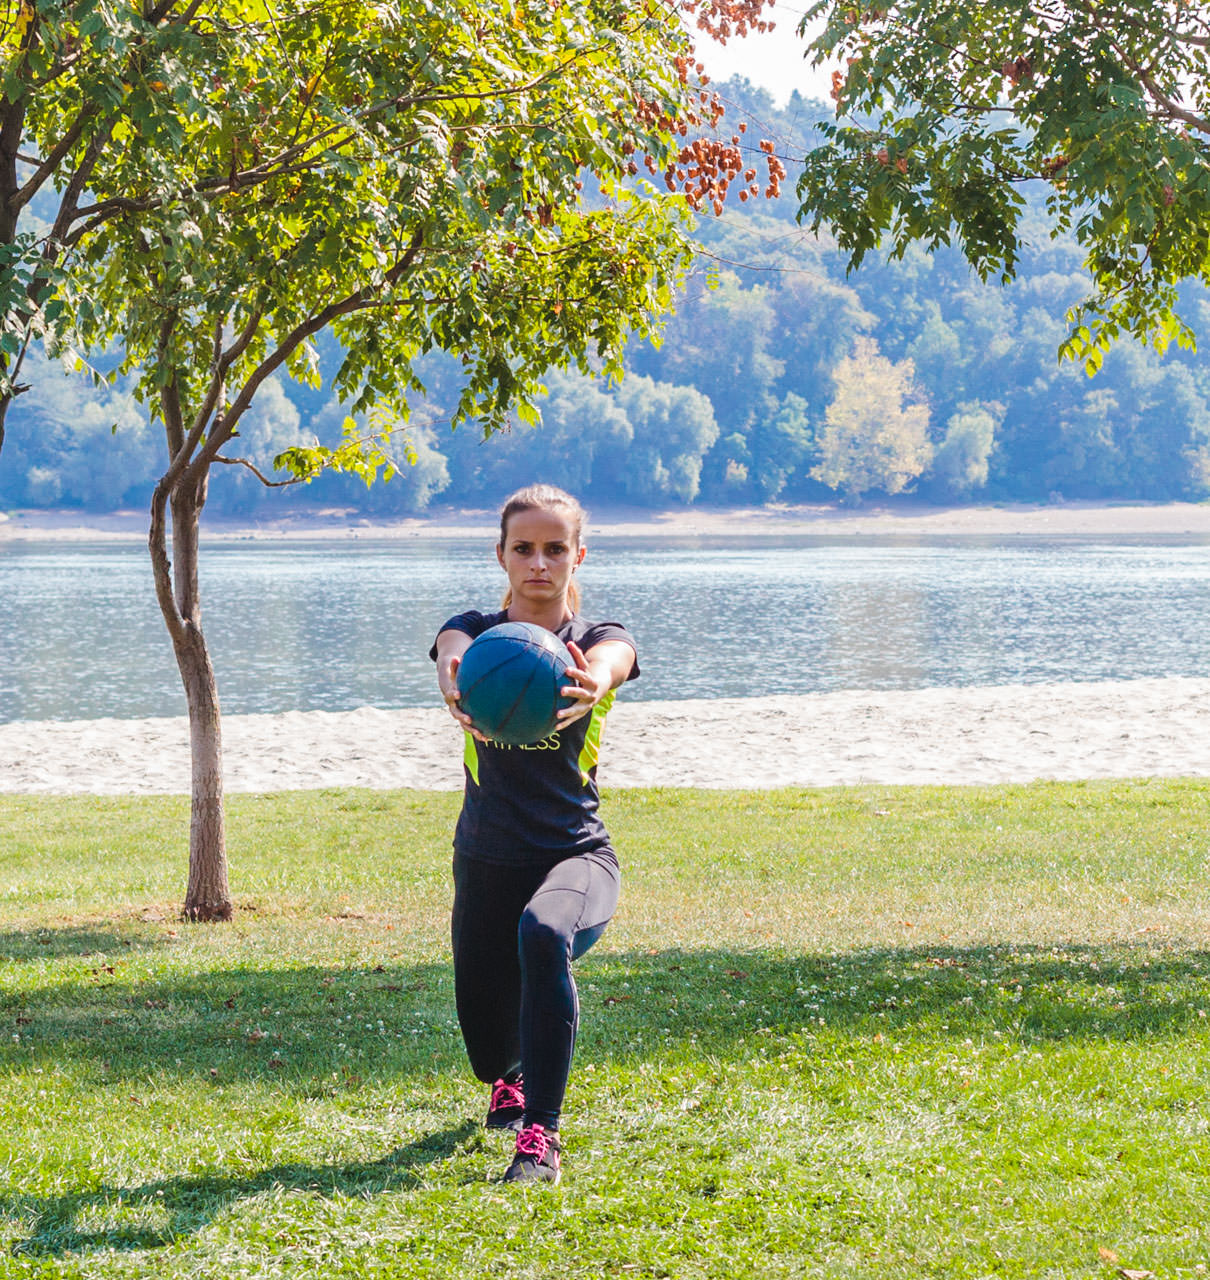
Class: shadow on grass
587,942,1210,1051
5,1121,477,1257
2,958,469,1082
2,938,1208,1257
0,925,169,963
3,939,1209,1093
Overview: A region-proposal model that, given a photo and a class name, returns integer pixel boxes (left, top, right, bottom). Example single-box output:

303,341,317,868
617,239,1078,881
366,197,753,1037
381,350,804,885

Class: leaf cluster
797,0,1210,368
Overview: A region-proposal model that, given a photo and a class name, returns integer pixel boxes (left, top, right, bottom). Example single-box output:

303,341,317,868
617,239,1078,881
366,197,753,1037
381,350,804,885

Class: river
3,533,1209,722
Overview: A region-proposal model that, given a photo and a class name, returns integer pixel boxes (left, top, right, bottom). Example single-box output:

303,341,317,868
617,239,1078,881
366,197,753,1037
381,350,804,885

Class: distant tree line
4,79,1209,516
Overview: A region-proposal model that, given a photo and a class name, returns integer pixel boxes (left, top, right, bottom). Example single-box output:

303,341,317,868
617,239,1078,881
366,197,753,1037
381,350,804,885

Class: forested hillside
5,80,1209,515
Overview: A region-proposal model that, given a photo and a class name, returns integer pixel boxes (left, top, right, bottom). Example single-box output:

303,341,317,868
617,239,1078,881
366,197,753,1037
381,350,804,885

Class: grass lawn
0,780,1208,1278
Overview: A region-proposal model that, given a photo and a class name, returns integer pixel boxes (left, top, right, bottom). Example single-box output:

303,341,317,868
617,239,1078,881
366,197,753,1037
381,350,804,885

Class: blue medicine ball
456,622,578,745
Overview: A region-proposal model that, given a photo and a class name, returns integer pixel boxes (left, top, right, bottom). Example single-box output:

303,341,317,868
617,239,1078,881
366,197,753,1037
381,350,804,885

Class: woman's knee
518,908,570,969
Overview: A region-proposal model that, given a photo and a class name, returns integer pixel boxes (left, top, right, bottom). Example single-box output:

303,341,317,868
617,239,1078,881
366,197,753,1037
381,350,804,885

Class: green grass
1,781,1208,1278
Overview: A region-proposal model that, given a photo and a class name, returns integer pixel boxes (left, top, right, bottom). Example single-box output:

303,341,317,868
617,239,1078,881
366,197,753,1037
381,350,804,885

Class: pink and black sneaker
485,1076,525,1131
502,1123,562,1184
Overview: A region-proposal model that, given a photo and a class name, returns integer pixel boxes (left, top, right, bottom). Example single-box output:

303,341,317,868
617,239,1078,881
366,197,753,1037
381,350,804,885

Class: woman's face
497,506,585,611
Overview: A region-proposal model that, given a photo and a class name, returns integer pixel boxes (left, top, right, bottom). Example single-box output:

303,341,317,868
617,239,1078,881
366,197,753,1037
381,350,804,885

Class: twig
213,454,299,487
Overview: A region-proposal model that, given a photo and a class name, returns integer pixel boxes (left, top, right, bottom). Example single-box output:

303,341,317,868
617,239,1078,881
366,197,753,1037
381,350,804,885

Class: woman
430,484,638,1184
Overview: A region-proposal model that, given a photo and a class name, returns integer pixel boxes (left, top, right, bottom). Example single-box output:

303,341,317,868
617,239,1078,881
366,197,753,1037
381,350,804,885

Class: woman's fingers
443,657,476,729
555,700,592,726
443,656,462,705
566,640,590,670
448,700,487,740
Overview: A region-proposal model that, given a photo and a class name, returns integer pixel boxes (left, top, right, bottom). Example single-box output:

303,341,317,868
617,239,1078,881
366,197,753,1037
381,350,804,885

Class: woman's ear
496,542,506,569
575,544,587,568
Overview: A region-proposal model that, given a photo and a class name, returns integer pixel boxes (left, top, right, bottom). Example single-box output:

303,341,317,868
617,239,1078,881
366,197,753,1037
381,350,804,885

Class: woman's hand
555,640,614,728
442,654,488,741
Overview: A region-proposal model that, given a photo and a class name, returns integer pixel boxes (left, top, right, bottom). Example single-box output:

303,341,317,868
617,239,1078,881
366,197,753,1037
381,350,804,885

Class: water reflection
2,534,1209,721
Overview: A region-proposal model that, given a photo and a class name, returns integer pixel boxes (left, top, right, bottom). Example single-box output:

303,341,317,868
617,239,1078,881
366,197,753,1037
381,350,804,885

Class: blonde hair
498,484,586,613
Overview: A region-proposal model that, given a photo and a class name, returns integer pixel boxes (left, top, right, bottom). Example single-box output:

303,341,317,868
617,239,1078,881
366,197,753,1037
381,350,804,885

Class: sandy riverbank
3,500,1210,543
2,678,1207,795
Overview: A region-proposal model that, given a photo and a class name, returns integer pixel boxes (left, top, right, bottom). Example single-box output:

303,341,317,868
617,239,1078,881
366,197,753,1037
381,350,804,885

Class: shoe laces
515,1124,553,1161
490,1078,524,1111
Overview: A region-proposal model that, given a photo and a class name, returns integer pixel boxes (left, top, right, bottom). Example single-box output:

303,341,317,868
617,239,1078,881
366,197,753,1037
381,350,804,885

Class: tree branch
213,453,300,487
1107,38,1210,135
188,226,426,483
162,379,188,459
42,119,116,260
147,0,206,26
149,478,186,642
0,93,27,243
12,107,99,214
182,307,262,448
154,306,188,453
218,305,265,370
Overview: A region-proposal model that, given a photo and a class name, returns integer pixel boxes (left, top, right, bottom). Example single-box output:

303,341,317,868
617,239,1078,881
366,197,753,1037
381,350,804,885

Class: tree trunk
150,466,233,922
178,622,232,922
1,94,26,461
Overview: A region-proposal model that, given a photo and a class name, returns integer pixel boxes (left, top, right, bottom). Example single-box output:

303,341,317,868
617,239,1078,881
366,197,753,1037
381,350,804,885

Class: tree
610,373,718,503
796,0,1210,368
12,0,781,920
930,401,1000,498
1,0,240,454
0,351,157,508
812,336,931,501
748,392,815,501
765,272,872,417
2,1,784,455
439,368,632,499
637,271,782,435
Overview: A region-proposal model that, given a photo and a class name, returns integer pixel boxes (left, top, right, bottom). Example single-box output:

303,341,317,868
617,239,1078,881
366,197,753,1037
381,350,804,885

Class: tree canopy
1,0,783,451
812,335,931,501
795,0,1210,370
6,0,720,451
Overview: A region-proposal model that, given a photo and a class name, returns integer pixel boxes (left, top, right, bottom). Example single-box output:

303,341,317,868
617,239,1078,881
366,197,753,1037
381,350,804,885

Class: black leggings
451,847,620,1130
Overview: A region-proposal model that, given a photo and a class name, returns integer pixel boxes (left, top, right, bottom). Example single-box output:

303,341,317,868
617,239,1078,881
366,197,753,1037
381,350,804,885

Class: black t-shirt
430,609,639,865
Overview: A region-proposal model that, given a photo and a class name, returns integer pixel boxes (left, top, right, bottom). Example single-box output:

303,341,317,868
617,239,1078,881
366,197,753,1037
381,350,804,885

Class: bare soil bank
4,499,1210,543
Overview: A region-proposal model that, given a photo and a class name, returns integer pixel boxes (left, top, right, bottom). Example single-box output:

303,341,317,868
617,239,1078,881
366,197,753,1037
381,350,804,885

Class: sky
694,4,837,107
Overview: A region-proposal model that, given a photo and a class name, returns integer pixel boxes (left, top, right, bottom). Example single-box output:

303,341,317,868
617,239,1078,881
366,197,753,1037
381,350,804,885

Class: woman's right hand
443,656,487,740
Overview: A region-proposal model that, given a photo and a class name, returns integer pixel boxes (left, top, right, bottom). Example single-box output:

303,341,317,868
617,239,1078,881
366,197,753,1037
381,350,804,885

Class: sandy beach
1,677,1207,794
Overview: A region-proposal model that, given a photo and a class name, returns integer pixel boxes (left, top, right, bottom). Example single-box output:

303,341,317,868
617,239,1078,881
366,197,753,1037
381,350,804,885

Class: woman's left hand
555,640,611,727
